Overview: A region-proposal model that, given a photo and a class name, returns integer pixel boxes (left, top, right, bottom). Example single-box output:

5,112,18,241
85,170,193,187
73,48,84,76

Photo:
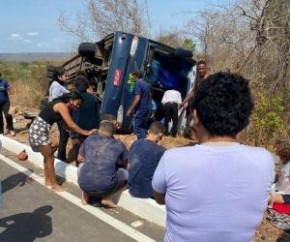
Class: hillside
0,52,76,62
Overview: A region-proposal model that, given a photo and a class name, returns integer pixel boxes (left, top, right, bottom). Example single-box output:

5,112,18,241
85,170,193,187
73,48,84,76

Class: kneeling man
128,121,166,198
78,119,128,208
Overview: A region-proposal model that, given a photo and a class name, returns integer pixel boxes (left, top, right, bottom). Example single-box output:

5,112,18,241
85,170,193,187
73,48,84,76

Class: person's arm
180,88,195,107
153,191,165,204
7,85,13,95
152,154,167,205
77,153,85,163
77,141,86,163
127,95,141,116
161,92,167,105
118,143,129,169
53,103,94,136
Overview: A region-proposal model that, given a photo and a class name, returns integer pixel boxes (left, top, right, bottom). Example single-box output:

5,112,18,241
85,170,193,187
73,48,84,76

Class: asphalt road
0,152,164,242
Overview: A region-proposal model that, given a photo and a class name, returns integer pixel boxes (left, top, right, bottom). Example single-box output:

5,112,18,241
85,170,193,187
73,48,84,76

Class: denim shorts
84,180,128,197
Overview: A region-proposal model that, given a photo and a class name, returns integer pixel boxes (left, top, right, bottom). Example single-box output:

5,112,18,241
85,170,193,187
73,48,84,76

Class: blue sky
0,0,231,53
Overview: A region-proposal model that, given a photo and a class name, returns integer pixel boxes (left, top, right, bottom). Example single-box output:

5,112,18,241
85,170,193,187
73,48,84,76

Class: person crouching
77,119,128,208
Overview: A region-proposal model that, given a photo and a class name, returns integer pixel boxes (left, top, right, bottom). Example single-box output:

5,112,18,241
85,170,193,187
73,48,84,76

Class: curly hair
192,72,254,137
275,139,290,163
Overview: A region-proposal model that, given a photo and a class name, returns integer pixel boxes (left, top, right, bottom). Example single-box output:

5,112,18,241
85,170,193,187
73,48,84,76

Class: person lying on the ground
152,72,274,242
128,121,166,198
77,119,128,208
268,139,290,207
29,91,97,192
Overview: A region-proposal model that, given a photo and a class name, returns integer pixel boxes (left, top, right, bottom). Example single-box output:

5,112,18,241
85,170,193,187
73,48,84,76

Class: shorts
78,163,127,197
29,116,51,152
84,180,128,198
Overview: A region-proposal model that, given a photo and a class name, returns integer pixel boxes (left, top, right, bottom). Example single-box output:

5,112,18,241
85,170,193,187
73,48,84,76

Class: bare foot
45,181,52,187
51,184,65,192
81,191,89,205
101,199,118,208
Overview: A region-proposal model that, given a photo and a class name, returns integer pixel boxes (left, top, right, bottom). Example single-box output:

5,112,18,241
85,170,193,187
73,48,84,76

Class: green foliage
251,93,284,145
181,38,196,52
19,62,30,68
0,61,59,108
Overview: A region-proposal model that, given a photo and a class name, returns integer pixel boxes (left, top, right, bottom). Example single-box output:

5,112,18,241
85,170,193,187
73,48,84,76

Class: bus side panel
120,37,149,132
100,32,133,117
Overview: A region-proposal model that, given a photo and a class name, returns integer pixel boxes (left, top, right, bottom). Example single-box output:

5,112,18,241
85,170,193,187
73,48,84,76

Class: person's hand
88,129,98,135
114,121,121,129
126,109,132,116
87,85,94,94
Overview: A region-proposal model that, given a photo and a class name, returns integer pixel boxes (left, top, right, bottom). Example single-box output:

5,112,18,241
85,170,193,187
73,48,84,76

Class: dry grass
10,82,45,108
115,133,194,151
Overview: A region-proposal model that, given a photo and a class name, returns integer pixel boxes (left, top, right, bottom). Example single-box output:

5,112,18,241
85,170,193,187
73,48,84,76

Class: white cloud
27,32,39,36
22,39,33,44
10,34,32,44
37,42,51,48
52,38,65,44
11,34,20,38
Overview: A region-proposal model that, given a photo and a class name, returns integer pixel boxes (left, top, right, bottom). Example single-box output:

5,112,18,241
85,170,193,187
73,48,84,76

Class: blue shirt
0,79,10,104
133,79,151,115
78,133,128,191
128,139,166,198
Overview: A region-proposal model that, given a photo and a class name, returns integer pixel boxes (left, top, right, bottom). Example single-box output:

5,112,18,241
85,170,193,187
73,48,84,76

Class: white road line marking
0,154,157,242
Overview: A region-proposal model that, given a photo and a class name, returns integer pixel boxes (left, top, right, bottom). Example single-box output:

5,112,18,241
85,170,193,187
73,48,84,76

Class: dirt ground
6,106,290,242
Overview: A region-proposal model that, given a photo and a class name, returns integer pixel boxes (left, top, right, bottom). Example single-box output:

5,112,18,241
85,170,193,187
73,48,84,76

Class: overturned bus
61,31,197,134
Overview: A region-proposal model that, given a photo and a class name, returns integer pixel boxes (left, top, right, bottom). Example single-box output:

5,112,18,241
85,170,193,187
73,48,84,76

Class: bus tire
78,43,96,58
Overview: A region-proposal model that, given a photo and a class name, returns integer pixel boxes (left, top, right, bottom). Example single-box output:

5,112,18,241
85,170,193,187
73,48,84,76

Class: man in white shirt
161,89,182,137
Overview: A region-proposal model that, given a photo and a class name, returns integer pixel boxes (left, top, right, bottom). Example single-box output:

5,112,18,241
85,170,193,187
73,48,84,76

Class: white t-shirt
152,144,274,242
161,90,182,105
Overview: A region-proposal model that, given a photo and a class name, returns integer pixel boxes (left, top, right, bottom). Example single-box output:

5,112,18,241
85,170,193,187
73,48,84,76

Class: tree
185,0,290,145
58,0,151,42
181,38,196,52
155,29,196,53
155,29,184,48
